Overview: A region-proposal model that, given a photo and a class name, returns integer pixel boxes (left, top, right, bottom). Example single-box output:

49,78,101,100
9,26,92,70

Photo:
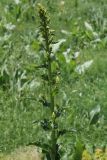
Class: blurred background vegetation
0,0,107,159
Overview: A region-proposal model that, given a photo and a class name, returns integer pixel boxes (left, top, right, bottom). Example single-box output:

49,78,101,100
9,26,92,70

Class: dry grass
82,148,107,160
0,146,42,160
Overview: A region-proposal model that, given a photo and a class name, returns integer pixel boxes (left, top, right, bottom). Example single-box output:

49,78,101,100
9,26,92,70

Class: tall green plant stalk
38,4,60,160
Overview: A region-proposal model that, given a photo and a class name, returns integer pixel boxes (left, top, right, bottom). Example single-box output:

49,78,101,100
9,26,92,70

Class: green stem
47,35,56,160
48,49,56,160
44,19,54,113
50,128,57,160
48,56,54,112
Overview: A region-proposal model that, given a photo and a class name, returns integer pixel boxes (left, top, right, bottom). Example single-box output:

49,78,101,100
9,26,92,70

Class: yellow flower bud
52,112,55,119
56,76,60,83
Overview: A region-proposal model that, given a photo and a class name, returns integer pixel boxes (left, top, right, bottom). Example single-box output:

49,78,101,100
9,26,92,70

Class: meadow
0,0,107,159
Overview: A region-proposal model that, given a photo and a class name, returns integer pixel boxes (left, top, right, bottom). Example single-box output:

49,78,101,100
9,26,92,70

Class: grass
0,0,107,159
